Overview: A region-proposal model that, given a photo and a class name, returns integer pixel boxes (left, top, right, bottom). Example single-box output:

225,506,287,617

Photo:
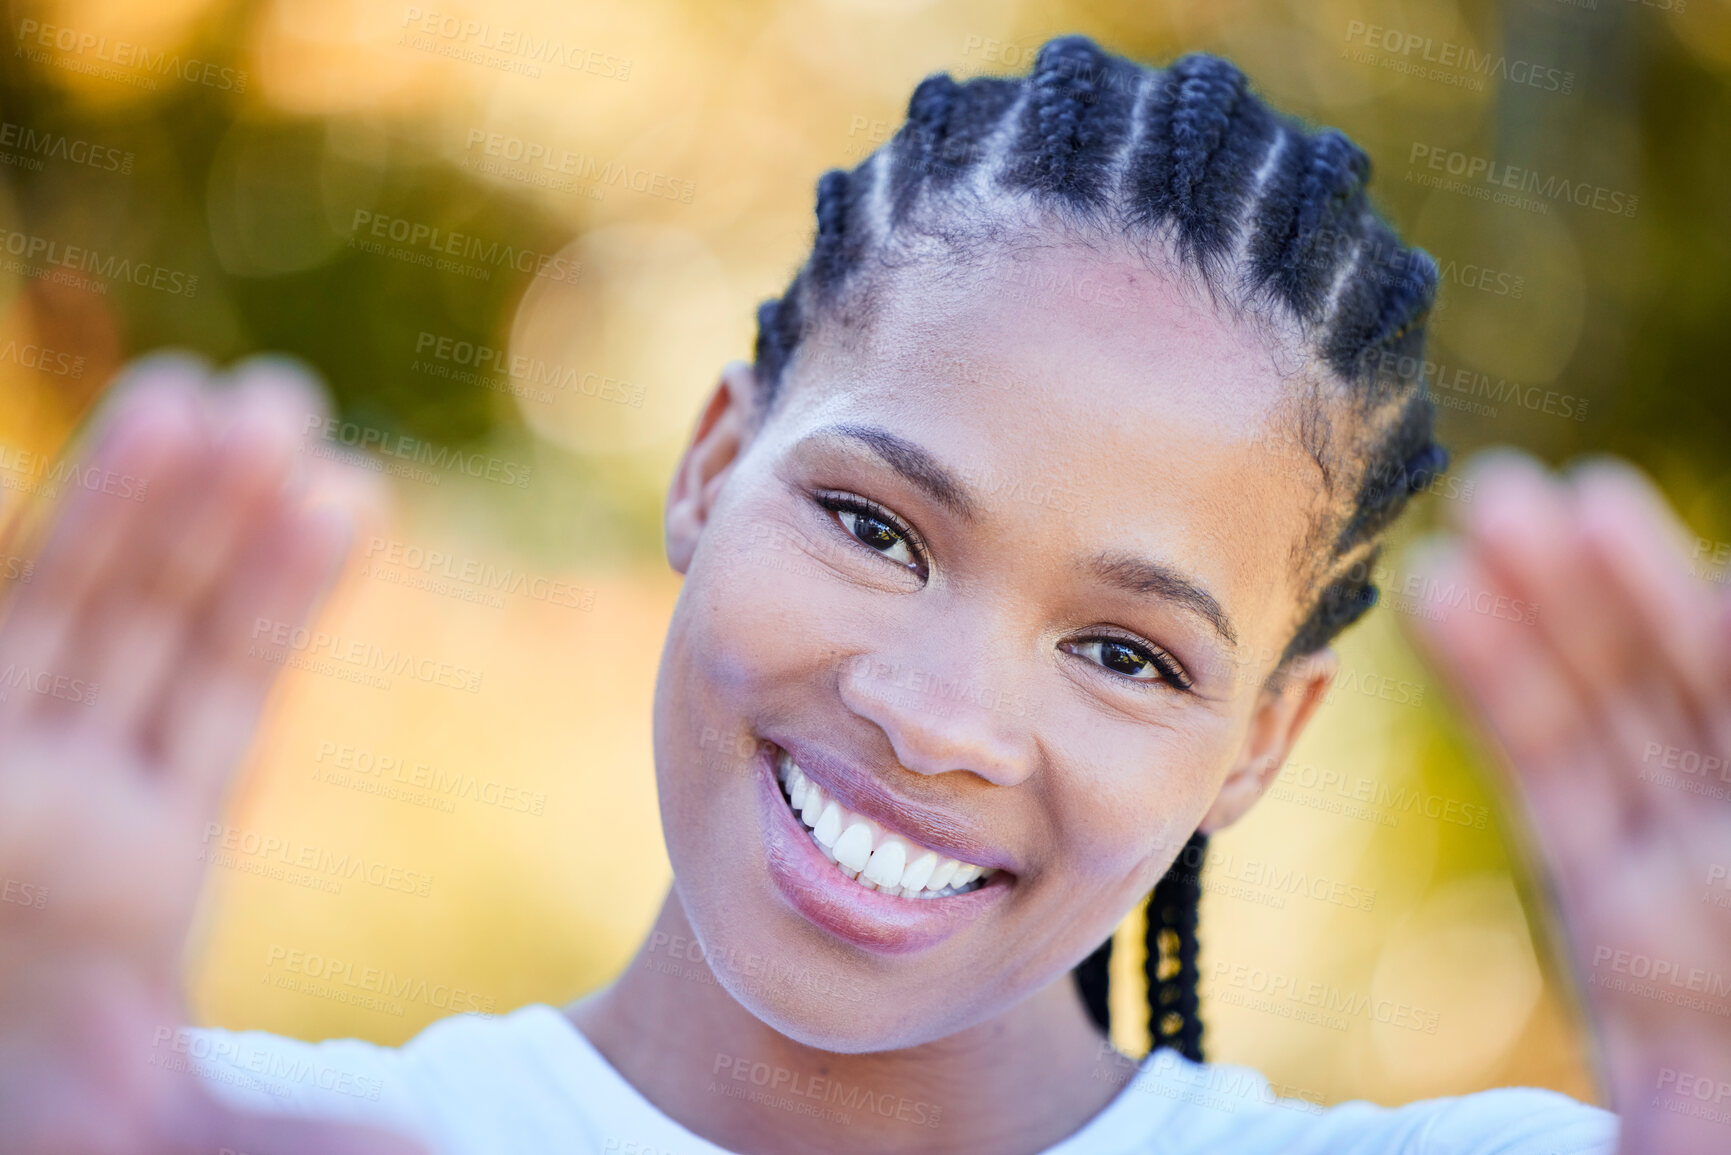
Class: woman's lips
777,750,999,897
755,742,1011,955
771,734,1020,874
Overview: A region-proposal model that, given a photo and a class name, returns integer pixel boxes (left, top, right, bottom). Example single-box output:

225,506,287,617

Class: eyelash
812,490,1193,693
1061,633,1195,693
814,490,930,576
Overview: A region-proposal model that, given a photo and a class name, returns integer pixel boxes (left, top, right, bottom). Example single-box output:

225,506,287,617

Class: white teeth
925,858,959,893
833,821,874,873
812,802,843,848
900,851,937,893
862,838,907,889
777,754,998,900
799,783,826,827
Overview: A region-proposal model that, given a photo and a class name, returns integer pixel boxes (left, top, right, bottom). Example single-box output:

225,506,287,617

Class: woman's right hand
0,355,425,1154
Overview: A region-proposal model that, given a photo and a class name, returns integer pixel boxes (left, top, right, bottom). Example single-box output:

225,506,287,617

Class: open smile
774,749,999,899
755,739,1013,954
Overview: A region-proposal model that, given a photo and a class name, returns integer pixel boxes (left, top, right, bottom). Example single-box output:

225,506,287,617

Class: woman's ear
1197,648,1338,835
666,360,757,575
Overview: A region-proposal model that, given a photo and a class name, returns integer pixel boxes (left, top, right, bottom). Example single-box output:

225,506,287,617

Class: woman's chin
670,881,992,1052
701,951,982,1053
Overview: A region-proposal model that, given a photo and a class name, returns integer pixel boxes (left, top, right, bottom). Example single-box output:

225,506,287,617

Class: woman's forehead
783,246,1321,491
848,244,1301,427
767,271,1332,654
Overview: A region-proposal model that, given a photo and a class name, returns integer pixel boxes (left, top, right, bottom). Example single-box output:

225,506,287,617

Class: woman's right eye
838,509,913,560
816,493,925,574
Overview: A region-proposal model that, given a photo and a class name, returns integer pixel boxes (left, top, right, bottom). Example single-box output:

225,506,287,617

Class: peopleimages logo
0,663,98,709
200,822,436,898
13,19,247,91
364,535,596,612
1343,21,1574,94
0,339,85,378
1369,350,1590,423
710,1053,943,1129
1405,143,1638,218
0,442,150,503
1206,961,1443,1034
399,8,632,80
462,130,696,204
349,211,581,284
264,944,496,1014
0,120,133,174
414,332,643,408
0,226,199,296
249,615,486,694
301,414,533,489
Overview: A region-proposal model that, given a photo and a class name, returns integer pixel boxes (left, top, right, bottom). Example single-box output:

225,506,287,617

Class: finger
1460,453,1701,813
0,369,206,732
222,355,388,545
1462,453,1633,697
75,370,308,741
1400,534,1648,888
222,353,333,436
0,354,203,603
1570,459,1731,768
154,495,354,812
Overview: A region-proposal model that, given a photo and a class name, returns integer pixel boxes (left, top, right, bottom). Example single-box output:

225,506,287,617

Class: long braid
1070,829,1208,1058
754,34,1446,1066
1146,831,1207,1061
1073,933,1113,1036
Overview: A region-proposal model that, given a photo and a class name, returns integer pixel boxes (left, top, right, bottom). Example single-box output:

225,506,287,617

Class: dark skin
0,250,1725,1154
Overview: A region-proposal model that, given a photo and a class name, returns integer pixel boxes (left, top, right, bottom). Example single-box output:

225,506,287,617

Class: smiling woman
1,30,1728,1155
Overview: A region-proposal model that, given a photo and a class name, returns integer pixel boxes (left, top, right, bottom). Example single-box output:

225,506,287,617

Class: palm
0,357,421,1154
1405,451,1731,1155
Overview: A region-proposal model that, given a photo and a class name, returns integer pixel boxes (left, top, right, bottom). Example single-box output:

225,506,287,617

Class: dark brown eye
1069,639,1159,681
1099,641,1152,678
817,493,924,573
1062,637,1193,691
846,512,902,554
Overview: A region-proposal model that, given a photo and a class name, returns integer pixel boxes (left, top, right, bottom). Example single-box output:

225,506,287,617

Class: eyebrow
808,422,1236,648
816,423,980,521
1089,553,1238,648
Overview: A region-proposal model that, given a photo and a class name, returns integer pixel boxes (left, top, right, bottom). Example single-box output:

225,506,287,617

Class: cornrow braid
753,35,1447,1065
1001,37,1139,209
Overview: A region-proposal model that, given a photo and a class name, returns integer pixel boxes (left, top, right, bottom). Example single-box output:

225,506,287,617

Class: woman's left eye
1064,638,1192,690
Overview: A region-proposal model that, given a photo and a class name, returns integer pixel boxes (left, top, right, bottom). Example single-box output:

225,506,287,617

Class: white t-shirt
184,1003,1618,1154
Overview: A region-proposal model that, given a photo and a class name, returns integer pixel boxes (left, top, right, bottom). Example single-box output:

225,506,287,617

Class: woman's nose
836,642,1039,788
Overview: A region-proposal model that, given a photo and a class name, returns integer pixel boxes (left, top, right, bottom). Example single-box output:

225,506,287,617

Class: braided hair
753,36,1446,1062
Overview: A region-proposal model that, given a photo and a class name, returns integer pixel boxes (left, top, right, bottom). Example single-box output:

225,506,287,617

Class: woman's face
654,245,1336,1051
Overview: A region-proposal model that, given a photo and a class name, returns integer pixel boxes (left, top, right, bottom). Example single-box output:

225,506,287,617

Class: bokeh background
2,0,1729,1115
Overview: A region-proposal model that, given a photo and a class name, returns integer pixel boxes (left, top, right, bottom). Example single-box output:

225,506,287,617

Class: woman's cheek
1055,731,1224,876
689,513,843,697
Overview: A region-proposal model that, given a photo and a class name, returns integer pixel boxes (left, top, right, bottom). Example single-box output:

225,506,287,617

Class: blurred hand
1404,450,1731,1155
0,355,424,1154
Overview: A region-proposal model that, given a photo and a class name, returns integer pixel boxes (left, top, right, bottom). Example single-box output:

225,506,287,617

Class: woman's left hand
1403,449,1731,1155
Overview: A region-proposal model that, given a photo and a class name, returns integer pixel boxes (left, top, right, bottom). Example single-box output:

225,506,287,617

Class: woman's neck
566,889,1130,1155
